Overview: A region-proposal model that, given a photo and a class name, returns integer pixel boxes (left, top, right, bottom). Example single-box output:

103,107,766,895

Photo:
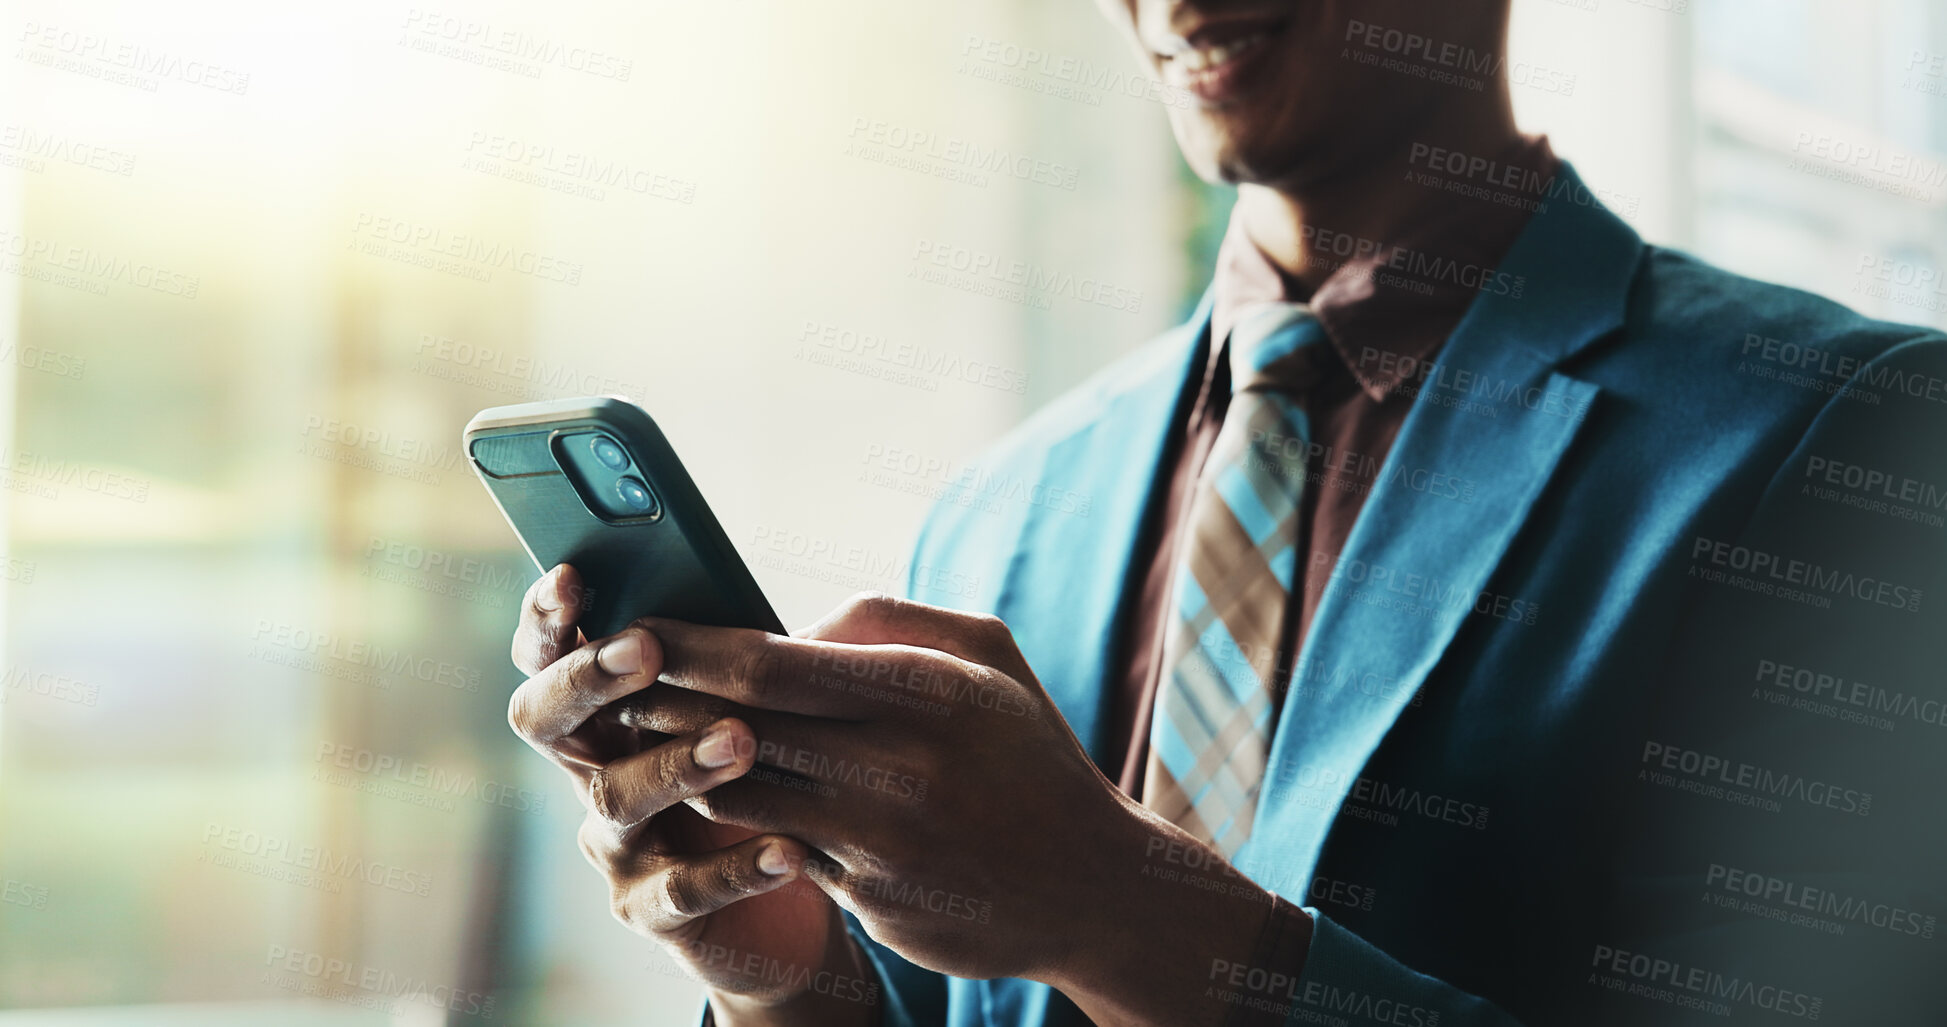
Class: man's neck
1233,98,1532,297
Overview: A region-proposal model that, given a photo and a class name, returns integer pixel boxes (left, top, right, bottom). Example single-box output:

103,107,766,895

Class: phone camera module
614,475,658,515
590,435,630,471
551,430,659,521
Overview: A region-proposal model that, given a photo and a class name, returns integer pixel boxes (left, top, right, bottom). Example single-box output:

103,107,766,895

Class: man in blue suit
507,0,1947,1023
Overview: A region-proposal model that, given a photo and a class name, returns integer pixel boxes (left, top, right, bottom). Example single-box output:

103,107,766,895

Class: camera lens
614,476,656,514
590,435,629,471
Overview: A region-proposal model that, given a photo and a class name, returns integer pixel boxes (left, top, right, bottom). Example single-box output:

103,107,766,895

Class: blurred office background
1,0,1943,1023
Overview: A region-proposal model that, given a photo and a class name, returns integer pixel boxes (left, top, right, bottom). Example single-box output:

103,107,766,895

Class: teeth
1171,32,1266,72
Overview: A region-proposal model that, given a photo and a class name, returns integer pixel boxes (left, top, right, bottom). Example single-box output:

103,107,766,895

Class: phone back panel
464,396,783,640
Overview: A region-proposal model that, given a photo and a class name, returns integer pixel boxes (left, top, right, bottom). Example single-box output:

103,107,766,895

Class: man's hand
508,566,879,1027
621,592,1289,1025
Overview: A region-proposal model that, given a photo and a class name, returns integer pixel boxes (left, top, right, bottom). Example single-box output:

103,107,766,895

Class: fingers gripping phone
464,396,784,640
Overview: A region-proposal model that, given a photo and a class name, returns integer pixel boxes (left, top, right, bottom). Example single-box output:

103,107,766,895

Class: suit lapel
997,295,1214,764
1241,163,1645,895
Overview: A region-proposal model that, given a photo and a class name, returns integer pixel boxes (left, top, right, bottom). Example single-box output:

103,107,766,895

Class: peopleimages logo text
1590,945,1822,1019
1641,741,1872,816
1690,536,1923,613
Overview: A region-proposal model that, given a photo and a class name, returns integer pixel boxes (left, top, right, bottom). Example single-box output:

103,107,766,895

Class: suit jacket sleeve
850,916,949,1027
1289,906,1524,1026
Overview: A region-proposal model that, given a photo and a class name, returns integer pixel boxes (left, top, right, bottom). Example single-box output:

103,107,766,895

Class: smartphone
464,396,784,640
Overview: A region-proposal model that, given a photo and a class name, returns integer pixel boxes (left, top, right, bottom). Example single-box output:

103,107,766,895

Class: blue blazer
834,163,1947,1026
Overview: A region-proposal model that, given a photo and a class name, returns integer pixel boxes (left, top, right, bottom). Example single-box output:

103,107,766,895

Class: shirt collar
1209,134,1557,403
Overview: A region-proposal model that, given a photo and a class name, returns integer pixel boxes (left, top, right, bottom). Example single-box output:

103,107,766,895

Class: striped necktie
1142,302,1326,857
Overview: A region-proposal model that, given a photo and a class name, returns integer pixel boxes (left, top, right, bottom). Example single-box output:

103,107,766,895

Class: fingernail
598,635,642,676
695,726,737,769
757,843,790,876
536,570,564,612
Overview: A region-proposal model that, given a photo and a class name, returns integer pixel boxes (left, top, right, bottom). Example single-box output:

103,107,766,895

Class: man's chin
1176,115,1340,191
1173,120,1269,186
1205,137,1303,189
1167,98,1285,175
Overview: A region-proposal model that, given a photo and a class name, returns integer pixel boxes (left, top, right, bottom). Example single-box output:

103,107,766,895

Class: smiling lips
1155,22,1288,103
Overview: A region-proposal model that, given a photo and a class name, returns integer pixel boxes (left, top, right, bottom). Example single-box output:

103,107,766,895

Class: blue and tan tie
1143,303,1325,857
